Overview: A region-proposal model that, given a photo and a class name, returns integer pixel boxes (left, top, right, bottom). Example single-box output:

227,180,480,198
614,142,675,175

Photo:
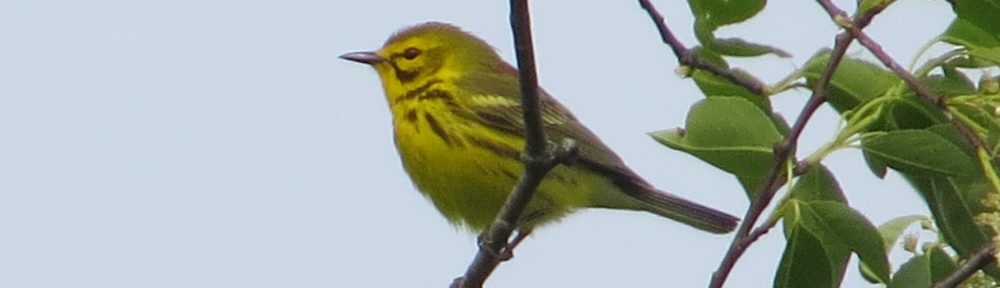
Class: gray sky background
1,0,958,287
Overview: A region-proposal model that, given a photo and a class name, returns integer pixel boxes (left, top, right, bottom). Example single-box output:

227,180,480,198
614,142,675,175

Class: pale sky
1,0,956,287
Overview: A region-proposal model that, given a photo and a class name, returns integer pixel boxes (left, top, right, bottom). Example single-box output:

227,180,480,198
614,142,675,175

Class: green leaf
690,46,729,68
950,98,1000,148
941,17,1000,69
876,85,954,133
889,117,1000,281
970,46,1000,66
788,165,847,203
687,0,787,57
860,130,975,176
771,113,793,136
890,254,931,288
804,51,899,113
921,74,979,98
942,18,1000,49
924,177,991,256
859,0,895,13
887,247,958,288
863,149,890,178
907,175,1000,279
942,65,978,94
926,124,978,157
674,97,783,164
688,0,766,26
877,215,931,252
859,215,930,283
949,0,1000,38
927,246,958,283
707,34,792,58
736,173,767,198
946,55,998,69
778,200,890,286
650,97,783,198
882,97,943,130
691,69,772,112
806,201,892,283
775,221,839,288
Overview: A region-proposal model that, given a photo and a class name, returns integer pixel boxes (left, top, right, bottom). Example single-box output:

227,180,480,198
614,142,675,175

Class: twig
816,1,1000,286
706,3,891,286
932,242,997,288
818,0,1000,284
637,0,768,96
814,0,998,170
708,32,854,288
452,0,569,287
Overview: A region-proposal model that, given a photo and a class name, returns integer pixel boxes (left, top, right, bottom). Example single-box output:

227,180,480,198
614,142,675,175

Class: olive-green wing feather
454,71,637,180
454,71,738,233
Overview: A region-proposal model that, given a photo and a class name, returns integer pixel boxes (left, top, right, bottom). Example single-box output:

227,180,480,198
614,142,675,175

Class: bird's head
340,22,510,92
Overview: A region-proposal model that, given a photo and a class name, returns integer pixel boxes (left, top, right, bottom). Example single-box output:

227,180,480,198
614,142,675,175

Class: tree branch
932,242,997,288
814,0,998,170
707,3,890,286
815,1,1000,287
637,0,768,96
708,32,852,288
452,0,573,287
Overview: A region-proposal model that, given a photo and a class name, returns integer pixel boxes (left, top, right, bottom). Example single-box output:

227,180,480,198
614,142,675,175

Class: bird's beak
339,51,385,65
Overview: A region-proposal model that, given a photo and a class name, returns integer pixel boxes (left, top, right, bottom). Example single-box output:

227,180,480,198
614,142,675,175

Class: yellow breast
386,81,605,230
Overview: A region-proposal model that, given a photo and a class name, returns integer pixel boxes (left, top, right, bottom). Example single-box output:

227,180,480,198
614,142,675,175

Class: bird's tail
625,185,739,234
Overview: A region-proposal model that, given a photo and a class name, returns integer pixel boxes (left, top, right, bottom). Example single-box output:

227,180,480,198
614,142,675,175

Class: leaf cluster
654,0,1000,286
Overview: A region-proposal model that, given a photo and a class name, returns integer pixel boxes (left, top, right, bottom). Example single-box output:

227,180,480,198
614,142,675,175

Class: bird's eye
402,47,422,60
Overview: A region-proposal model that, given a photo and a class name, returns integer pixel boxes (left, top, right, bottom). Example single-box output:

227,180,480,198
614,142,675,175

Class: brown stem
814,0,1000,286
707,33,848,287
815,0,996,169
637,0,768,96
452,1,572,287
932,242,997,288
707,2,892,286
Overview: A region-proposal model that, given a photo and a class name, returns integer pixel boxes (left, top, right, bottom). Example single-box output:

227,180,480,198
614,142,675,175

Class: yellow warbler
341,22,738,234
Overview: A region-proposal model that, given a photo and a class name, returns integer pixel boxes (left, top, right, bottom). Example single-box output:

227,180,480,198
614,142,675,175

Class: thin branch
932,242,997,288
509,1,544,157
452,0,572,287
815,0,998,170
815,1,1000,286
637,0,768,96
707,2,892,286
708,31,854,288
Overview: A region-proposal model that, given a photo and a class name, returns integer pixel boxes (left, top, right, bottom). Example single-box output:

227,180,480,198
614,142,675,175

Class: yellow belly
392,110,599,231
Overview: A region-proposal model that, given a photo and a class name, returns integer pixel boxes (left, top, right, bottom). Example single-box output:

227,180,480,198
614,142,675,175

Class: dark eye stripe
389,61,418,83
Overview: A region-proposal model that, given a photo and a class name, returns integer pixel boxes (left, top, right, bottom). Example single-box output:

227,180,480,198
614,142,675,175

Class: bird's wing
454,71,648,186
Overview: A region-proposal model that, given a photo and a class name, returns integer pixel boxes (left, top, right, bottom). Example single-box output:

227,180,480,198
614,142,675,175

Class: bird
340,22,738,236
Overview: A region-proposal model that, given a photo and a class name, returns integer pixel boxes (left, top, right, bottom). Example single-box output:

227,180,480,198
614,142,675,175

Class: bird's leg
497,229,532,261
475,228,532,262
